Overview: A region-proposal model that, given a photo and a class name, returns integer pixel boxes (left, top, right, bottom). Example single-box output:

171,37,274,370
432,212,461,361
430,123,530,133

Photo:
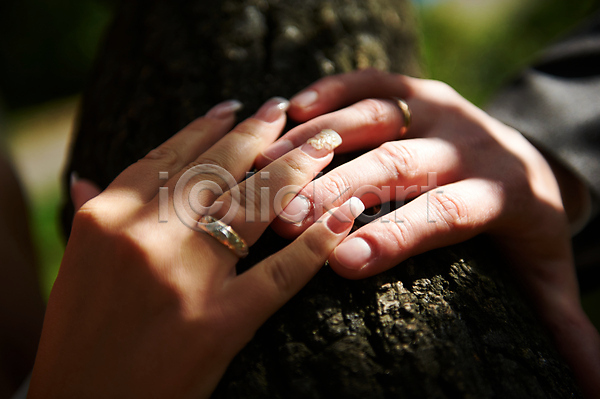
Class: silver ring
197,215,249,258
393,97,412,134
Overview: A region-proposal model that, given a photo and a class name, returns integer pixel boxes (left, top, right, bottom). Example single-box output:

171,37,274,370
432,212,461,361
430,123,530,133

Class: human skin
27,98,363,398
256,69,600,397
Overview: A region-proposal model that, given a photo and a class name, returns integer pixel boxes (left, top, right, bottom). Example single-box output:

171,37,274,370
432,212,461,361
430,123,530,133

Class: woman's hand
256,70,600,396
28,98,362,398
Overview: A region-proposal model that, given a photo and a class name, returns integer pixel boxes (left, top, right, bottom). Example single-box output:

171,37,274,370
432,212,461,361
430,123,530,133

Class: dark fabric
487,14,600,286
487,13,600,199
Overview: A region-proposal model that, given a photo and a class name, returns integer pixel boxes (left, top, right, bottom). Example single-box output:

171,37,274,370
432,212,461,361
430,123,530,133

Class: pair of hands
29,70,599,397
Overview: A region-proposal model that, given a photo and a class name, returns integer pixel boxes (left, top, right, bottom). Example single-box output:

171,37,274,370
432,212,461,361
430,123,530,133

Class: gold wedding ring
393,97,412,135
198,215,249,258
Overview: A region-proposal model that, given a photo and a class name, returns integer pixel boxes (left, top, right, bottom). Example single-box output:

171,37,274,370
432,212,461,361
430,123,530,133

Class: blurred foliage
0,0,114,109
416,0,600,106
30,187,64,298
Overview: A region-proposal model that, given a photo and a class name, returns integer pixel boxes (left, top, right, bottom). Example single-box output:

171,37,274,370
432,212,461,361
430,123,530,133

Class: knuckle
423,80,464,108
280,155,306,177
386,217,412,250
429,191,470,229
232,119,264,140
266,256,298,295
427,80,456,97
358,98,390,128
267,231,327,296
142,145,181,170
72,206,137,254
185,154,236,178
220,182,265,226
320,173,353,205
234,182,254,212
72,206,104,231
376,141,418,180
186,156,222,171
213,191,242,221
73,199,120,233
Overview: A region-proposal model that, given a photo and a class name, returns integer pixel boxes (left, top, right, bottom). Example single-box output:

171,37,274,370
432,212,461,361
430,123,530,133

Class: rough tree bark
63,0,581,397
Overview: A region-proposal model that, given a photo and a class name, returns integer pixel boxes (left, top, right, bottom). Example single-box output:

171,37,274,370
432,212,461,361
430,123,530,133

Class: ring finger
256,97,432,168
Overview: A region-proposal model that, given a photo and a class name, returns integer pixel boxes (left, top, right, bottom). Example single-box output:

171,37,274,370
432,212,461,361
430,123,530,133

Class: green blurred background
1,0,599,321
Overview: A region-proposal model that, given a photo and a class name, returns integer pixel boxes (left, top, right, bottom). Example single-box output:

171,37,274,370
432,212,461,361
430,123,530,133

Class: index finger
288,69,416,121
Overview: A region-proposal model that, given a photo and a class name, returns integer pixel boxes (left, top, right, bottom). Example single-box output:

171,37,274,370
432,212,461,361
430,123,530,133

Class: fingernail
206,100,243,119
334,237,372,270
327,197,365,234
301,129,342,159
291,90,318,108
70,171,79,187
255,97,290,123
280,195,311,224
262,139,295,162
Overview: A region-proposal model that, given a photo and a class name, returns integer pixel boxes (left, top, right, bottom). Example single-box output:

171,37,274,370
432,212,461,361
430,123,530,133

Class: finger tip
348,197,366,217
328,234,375,277
327,252,365,280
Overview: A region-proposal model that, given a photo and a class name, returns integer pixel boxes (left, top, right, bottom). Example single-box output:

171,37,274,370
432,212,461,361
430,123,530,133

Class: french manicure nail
291,90,318,108
255,97,290,123
327,197,365,234
301,129,342,159
262,139,295,162
334,237,372,270
206,100,243,119
280,195,311,224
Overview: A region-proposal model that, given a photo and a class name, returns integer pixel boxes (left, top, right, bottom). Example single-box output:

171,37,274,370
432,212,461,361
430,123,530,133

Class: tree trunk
63,0,581,397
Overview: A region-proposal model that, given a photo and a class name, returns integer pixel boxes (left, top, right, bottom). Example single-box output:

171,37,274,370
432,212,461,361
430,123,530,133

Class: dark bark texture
63,0,581,397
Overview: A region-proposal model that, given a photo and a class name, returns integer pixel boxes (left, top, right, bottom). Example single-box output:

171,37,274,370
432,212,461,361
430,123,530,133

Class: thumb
70,172,102,212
